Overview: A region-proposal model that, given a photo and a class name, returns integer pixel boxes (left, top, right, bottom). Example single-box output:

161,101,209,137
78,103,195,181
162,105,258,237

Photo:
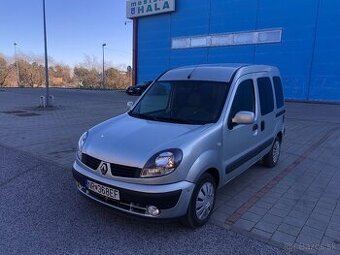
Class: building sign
172,29,283,49
126,0,175,19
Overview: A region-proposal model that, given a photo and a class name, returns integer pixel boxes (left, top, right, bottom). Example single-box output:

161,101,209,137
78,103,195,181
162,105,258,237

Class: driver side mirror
232,111,255,125
127,101,134,110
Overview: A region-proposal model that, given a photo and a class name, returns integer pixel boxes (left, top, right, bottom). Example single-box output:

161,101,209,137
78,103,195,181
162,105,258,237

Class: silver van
72,64,285,227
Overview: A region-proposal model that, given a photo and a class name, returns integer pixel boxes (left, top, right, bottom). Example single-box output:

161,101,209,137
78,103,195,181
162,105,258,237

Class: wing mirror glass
232,111,255,125
127,101,134,110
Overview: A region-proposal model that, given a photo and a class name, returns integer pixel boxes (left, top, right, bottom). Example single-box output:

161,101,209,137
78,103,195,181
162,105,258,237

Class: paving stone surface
0,88,133,167
1,88,340,254
220,102,340,254
0,144,291,255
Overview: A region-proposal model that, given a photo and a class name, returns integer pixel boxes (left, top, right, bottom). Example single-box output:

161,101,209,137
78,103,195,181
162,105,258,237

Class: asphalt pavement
0,144,291,255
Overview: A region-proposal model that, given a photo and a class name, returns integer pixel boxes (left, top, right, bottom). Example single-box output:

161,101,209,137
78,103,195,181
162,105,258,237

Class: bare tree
0,52,131,89
0,55,14,88
105,67,130,89
73,66,100,87
50,64,72,86
104,67,119,89
31,62,44,87
80,55,101,72
17,59,44,87
70,55,102,88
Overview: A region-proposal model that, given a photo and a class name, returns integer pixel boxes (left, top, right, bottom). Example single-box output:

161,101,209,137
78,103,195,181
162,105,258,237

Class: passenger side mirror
127,101,134,110
232,111,255,125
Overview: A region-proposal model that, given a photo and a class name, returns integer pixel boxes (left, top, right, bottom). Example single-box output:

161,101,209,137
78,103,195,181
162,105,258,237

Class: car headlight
77,131,88,158
141,149,183,178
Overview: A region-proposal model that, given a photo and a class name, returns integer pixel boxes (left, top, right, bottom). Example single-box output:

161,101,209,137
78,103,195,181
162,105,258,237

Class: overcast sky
0,0,133,68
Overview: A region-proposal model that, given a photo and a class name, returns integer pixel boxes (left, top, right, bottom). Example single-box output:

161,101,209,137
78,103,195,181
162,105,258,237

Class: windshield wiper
129,112,204,124
151,116,200,124
128,112,156,120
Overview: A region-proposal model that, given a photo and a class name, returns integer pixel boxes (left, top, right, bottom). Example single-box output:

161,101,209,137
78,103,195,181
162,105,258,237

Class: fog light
147,205,160,216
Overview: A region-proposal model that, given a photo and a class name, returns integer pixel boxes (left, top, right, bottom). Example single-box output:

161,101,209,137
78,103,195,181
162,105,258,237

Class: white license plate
87,180,120,201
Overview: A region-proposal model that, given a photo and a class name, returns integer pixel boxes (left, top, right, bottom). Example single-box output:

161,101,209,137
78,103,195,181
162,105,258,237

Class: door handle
261,121,265,131
252,124,258,131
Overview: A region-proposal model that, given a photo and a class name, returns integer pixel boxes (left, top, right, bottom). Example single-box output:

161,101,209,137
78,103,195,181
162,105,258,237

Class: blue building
127,0,340,102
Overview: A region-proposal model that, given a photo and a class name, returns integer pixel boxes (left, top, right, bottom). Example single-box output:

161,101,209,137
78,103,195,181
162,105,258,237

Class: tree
31,62,44,87
72,55,102,88
0,52,131,89
80,55,101,72
17,59,44,87
0,55,13,88
104,67,119,89
50,64,72,86
73,66,100,87
105,67,130,89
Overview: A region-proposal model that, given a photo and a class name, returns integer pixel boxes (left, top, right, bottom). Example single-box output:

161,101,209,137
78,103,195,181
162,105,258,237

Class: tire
262,137,281,168
181,173,216,228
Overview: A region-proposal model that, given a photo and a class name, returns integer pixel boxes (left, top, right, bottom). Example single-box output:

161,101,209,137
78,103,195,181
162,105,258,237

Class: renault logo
98,162,110,175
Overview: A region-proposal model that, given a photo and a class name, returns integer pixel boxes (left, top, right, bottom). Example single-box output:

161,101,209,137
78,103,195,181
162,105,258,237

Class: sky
0,0,132,68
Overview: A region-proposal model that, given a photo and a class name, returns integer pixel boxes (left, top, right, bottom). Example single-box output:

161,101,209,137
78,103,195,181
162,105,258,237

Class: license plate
87,180,120,201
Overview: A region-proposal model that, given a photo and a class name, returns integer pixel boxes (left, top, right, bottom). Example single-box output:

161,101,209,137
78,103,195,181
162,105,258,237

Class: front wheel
262,137,281,168
181,173,216,228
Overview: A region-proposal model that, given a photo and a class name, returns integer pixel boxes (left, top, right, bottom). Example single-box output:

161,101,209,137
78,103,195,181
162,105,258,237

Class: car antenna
187,65,199,79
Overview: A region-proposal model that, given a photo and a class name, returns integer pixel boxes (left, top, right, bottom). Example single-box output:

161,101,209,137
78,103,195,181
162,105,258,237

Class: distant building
127,0,340,102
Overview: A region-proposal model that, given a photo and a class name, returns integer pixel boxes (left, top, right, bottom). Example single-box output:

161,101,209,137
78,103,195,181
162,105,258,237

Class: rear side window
229,79,255,128
273,76,284,108
257,77,274,115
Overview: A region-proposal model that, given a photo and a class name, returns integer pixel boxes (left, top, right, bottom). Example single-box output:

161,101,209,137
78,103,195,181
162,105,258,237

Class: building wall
137,0,340,101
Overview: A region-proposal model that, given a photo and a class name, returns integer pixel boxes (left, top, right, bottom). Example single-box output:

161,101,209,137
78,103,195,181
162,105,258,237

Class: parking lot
1,88,340,255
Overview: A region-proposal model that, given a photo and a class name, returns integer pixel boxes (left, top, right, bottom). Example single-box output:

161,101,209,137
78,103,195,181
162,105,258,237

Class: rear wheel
181,173,216,228
262,137,281,168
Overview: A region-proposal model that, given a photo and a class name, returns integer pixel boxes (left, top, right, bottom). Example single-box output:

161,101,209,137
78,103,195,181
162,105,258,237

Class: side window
257,77,274,115
229,79,255,128
273,76,284,108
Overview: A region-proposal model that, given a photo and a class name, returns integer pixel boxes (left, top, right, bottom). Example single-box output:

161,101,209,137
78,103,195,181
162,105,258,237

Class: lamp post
42,0,50,107
13,43,20,86
102,43,107,89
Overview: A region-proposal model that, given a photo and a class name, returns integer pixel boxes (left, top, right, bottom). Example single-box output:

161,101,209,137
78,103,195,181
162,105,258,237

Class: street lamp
102,43,107,89
13,43,20,86
42,0,50,107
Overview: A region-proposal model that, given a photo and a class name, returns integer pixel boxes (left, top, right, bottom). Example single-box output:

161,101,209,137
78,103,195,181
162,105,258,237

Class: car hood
83,113,210,168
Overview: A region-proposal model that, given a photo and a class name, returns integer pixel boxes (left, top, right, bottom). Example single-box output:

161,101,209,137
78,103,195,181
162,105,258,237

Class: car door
255,76,276,148
223,75,260,182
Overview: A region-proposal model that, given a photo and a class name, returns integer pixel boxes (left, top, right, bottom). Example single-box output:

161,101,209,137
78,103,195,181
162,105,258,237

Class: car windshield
129,80,231,124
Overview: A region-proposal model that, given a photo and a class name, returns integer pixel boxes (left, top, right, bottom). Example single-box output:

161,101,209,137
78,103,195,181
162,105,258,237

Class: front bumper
72,161,195,219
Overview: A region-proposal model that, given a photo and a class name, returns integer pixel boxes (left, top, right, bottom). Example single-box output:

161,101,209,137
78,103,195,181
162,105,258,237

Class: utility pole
13,43,20,86
43,0,50,107
102,43,106,89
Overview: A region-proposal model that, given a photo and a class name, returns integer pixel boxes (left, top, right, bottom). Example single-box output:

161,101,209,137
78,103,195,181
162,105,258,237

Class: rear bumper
72,161,195,219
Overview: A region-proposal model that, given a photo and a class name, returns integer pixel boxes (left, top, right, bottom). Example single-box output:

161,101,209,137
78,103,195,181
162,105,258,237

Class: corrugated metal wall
137,0,340,101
